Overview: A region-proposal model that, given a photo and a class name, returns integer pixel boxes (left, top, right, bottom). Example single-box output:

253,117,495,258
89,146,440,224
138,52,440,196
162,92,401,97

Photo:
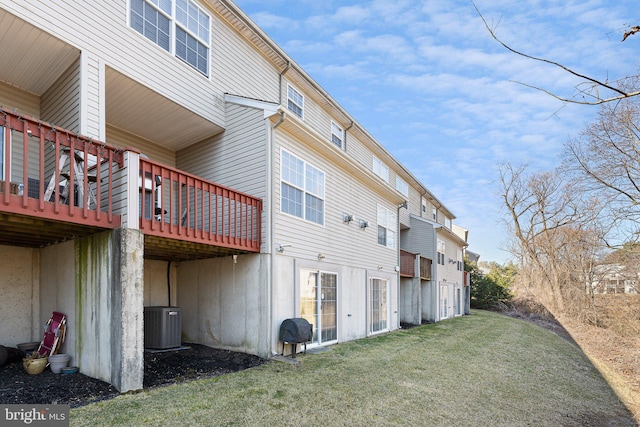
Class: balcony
0,107,262,259
400,249,432,280
400,250,415,278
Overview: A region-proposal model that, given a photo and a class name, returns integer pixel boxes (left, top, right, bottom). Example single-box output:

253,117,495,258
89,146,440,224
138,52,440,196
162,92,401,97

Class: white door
300,269,338,345
370,277,389,334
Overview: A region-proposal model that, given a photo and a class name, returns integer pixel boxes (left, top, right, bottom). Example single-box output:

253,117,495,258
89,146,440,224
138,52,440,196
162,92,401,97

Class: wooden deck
0,107,262,260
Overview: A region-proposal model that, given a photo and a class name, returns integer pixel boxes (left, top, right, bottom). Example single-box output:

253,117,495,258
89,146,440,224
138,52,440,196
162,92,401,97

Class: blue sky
232,0,638,263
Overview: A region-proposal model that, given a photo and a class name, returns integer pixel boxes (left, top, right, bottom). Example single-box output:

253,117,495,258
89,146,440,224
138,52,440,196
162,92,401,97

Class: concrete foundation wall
144,260,177,307
74,232,114,384
338,266,368,342
177,254,270,358
422,281,437,323
40,241,76,359
0,245,39,347
400,277,421,325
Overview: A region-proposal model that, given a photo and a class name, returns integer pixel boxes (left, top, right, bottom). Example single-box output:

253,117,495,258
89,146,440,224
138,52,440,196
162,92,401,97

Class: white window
331,121,343,149
373,157,389,183
396,177,408,197
457,249,463,271
369,277,388,334
130,0,210,76
437,239,445,265
432,206,437,221
377,205,396,249
281,150,324,225
445,217,452,229
287,84,304,118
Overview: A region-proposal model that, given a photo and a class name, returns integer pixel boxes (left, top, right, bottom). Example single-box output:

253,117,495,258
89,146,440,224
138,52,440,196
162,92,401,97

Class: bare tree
473,2,640,104
499,163,606,316
562,85,640,244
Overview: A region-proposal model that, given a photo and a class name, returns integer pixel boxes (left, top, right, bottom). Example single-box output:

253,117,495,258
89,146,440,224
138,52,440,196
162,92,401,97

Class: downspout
396,204,402,329
432,223,442,321
278,61,291,105
343,120,354,152
268,111,285,355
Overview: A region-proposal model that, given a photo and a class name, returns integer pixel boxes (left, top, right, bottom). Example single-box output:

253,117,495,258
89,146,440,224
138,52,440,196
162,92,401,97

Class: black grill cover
279,318,313,343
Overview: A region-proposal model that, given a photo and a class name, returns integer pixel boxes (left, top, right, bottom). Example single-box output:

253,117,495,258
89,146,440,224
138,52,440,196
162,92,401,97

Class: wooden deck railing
0,108,262,254
400,249,415,277
419,256,432,280
0,108,123,228
139,158,262,252
400,249,432,280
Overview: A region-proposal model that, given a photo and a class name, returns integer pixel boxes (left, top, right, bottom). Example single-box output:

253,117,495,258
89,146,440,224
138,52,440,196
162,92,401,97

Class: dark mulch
0,344,265,408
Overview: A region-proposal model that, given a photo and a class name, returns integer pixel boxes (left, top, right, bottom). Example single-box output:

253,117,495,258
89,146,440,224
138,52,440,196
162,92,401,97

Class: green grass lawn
70,310,637,426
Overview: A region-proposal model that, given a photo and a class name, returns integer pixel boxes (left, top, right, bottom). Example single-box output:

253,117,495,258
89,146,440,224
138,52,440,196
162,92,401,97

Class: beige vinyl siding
177,103,267,250
177,103,267,199
0,81,40,117
211,17,279,101
281,78,341,149
437,231,464,284
41,58,80,133
1,0,225,126
81,54,103,139
273,129,397,271
106,125,176,167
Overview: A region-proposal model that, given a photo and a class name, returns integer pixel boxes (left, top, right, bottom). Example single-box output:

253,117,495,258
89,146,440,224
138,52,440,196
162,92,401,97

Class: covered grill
279,318,313,358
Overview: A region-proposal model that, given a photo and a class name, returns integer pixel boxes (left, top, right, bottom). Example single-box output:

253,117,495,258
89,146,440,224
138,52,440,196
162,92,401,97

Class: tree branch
472,2,640,104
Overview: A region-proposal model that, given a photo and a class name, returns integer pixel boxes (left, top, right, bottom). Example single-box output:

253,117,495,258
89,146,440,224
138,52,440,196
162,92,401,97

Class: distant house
589,264,639,294
0,0,470,393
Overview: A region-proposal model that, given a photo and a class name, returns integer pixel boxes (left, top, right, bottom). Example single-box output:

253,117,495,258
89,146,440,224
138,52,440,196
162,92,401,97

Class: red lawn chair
37,311,66,357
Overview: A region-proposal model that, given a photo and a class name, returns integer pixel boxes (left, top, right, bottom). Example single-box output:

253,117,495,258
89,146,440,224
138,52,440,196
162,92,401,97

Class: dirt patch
0,344,265,408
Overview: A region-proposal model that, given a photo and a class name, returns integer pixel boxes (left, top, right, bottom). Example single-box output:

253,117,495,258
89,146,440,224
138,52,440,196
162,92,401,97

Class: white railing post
123,151,139,229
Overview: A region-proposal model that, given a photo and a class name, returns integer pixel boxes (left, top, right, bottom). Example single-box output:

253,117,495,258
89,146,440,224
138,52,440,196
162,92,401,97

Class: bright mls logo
1,405,69,426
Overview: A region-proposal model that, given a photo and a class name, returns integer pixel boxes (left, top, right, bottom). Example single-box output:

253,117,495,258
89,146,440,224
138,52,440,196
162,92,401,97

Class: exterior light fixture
343,213,353,223
359,219,368,229
276,243,292,253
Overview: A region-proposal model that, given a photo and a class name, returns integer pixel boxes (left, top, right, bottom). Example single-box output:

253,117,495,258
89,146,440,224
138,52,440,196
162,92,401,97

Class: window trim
287,84,305,119
129,0,211,77
280,149,325,225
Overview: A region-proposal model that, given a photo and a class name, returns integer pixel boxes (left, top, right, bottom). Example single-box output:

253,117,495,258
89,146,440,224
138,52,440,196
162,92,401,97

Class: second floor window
396,177,408,197
331,121,343,149
287,85,304,118
130,0,210,76
281,150,324,225
373,157,389,183
437,239,445,265
377,205,396,249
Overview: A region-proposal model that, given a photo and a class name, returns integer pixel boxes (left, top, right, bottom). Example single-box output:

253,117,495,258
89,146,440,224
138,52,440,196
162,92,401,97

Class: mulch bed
0,344,265,408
